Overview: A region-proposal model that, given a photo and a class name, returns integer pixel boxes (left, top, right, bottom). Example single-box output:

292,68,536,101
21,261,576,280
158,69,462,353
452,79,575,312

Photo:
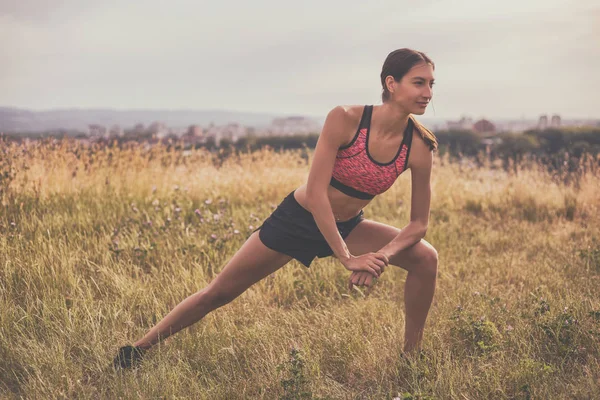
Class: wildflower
152,199,159,206
194,209,202,216
505,325,514,331
210,234,217,240
248,225,254,231
173,185,179,191
234,229,240,234
175,207,181,213
213,214,221,221
10,222,16,227
152,186,157,193
205,199,213,205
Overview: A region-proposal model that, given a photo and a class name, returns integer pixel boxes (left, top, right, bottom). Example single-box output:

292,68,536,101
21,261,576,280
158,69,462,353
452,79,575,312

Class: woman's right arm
305,106,387,277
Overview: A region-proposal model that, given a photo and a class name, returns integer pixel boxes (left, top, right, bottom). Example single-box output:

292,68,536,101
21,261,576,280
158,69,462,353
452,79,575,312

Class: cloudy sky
1,0,598,119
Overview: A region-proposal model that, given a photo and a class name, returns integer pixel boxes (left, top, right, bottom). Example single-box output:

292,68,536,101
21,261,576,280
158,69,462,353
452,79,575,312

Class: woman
114,48,439,369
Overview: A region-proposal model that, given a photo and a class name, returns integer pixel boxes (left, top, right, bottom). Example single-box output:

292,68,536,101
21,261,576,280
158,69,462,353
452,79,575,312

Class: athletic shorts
254,190,364,267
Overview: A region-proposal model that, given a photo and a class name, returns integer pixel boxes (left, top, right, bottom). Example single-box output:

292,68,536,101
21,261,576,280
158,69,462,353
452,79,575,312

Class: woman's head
380,48,438,150
380,48,435,115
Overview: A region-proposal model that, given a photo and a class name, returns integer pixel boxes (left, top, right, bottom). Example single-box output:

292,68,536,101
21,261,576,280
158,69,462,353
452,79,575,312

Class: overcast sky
1,0,598,119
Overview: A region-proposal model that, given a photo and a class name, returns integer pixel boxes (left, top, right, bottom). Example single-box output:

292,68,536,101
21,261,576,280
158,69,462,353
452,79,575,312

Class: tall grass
1,139,599,399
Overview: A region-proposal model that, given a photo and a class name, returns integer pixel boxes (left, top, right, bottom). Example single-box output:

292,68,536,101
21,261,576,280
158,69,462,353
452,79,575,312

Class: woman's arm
305,106,386,277
376,131,433,260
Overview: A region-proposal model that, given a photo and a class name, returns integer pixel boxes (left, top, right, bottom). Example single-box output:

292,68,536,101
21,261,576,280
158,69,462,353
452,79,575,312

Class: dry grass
1,139,599,399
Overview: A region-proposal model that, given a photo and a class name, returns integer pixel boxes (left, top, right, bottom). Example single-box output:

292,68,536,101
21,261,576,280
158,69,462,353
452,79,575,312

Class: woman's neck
372,102,410,139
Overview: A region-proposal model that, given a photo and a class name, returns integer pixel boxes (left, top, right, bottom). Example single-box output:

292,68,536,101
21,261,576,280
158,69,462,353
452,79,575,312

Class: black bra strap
358,105,373,131
404,117,414,145
401,118,415,172
330,176,375,200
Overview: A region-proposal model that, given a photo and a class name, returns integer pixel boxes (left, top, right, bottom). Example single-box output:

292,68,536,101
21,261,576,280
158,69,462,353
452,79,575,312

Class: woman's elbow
415,221,428,238
304,190,329,213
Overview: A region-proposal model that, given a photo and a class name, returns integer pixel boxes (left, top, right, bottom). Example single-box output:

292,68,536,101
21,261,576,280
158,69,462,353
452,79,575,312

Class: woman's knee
417,245,438,279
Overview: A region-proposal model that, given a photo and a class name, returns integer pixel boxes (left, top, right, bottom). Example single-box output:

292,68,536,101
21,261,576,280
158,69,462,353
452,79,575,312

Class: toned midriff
293,183,371,222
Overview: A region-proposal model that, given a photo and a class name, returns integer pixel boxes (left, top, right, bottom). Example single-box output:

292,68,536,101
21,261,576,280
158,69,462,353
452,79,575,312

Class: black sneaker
112,345,147,370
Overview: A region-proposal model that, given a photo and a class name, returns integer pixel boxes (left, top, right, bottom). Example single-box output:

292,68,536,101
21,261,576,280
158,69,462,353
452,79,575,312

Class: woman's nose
423,85,433,98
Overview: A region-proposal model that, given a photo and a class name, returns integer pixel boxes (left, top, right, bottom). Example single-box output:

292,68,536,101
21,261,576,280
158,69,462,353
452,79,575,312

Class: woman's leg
133,231,292,349
343,219,439,353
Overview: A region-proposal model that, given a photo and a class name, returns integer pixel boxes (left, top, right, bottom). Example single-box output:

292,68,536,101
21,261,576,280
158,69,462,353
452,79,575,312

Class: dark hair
380,48,435,102
380,48,438,151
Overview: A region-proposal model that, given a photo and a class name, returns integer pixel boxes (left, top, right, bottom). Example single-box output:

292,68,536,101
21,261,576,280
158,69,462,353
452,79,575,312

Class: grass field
1,140,599,399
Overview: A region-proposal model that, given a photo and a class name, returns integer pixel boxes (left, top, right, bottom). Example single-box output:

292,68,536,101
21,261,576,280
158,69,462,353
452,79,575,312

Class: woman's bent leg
133,231,292,349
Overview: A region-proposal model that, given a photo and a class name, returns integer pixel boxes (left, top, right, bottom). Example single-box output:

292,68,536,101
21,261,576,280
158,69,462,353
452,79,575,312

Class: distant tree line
215,128,600,171
2,127,599,172
434,128,600,171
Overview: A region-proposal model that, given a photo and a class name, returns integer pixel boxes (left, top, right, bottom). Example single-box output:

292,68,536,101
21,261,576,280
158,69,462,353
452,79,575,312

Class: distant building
267,116,321,136
494,120,537,132
147,121,169,138
181,125,204,146
204,123,247,146
538,115,548,130
473,119,496,134
187,125,203,137
550,114,561,128
88,124,107,138
109,125,123,138
446,116,473,130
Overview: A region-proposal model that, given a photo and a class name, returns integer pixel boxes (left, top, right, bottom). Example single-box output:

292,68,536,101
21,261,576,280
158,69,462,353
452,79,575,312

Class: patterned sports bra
329,105,414,200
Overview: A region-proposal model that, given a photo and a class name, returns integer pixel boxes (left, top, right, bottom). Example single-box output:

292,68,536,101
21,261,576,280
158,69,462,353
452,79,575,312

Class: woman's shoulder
319,105,367,148
326,105,365,127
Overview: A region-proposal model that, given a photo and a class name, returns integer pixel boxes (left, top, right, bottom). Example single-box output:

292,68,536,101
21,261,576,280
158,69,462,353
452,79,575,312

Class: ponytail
410,115,438,151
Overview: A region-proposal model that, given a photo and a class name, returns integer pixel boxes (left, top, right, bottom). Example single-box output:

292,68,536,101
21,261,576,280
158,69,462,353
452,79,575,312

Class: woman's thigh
343,219,437,273
206,231,293,301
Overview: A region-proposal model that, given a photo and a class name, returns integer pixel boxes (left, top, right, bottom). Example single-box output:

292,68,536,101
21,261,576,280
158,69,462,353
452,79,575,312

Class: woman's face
387,62,435,115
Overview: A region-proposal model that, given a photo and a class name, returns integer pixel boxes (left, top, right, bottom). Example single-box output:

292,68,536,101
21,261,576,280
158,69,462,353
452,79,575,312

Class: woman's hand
341,252,388,278
348,270,377,291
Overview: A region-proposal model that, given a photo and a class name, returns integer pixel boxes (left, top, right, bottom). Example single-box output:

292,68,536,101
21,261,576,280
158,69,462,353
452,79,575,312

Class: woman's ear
385,75,396,94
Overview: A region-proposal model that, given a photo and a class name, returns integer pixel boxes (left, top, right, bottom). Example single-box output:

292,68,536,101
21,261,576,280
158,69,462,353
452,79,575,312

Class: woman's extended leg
343,219,439,353
133,231,292,349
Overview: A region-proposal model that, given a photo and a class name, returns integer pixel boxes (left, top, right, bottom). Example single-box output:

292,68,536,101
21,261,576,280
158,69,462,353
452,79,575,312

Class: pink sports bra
329,105,413,200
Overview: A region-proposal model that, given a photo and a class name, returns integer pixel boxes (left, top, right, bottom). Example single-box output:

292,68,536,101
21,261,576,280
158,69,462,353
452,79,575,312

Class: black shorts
254,190,364,268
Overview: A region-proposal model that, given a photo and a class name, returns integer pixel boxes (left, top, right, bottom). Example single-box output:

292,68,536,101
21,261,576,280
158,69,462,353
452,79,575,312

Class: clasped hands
342,252,390,291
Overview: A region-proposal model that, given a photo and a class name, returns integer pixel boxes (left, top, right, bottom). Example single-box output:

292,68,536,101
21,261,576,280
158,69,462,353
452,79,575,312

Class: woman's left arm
376,134,433,261
348,133,433,289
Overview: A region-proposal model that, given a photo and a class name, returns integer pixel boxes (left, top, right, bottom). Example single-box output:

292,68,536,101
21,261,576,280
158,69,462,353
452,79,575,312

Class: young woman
114,48,439,369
